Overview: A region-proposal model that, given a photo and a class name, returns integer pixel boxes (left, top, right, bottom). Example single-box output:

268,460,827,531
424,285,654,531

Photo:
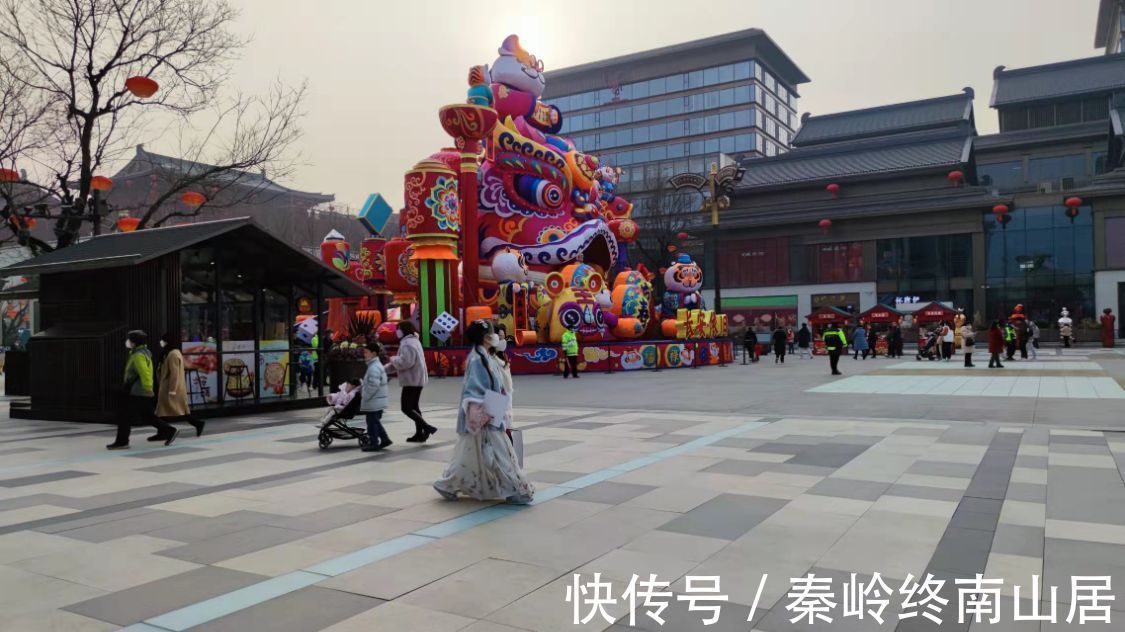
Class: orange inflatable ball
661,320,678,338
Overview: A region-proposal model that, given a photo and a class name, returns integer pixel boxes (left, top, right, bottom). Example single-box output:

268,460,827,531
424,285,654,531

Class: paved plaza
1,348,1125,631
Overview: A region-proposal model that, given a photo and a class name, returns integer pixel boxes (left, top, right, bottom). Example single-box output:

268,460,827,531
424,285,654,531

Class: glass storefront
717,238,870,288
984,206,1094,325
180,247,323,408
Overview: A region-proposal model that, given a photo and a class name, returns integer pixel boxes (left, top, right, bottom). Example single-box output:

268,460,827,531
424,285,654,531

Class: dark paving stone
938,427,997,446
749,442,808,456
523,439,582,456
645,434,698,445
148,510,281,543
332,480,411,497
884,484,964,502
712,437,766,450
58,482,210,510
1014,455,1048,468
526,470,583,485
1050,443,1113,456
123,446,209,459
786,443,870,468
0,470,95,487
240,473,323,491
561,421,613,430
35,507,157,534
929,527,995,575
0,492,71,512
269,503,397,532
830,434,889,446
990,524,1045,558
701,459,775,477
188,586,383,632
1049,434,1107,446
58,510,204,543
956,497,1002,516
64,566,267,625
158,525,310,564
808,478,890,502
908,461,979,479
564,482,656,505
138,452,275,473
659,493,788,540
947,508,1000,533
277,435,319,444
0,446,44,456
893,427,946,437
768,463,836,477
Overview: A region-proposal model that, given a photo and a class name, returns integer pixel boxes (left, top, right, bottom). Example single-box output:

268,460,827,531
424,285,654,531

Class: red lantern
0,168,19,183
125,76,159,98
826,183,840,197
992,204,1009,215
947,170,964,186
181,191,206,207
818,218,832,234
666,244,677,252
116,217,141,232
1065,196,1082,209
91,175,113,192
676,231,690,241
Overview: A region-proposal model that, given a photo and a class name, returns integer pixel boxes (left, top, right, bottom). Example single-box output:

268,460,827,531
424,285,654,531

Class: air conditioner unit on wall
1037,181,1053,194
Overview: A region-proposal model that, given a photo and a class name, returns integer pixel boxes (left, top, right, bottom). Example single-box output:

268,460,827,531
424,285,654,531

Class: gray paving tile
928,527,995,575
1006,483,1047,503
158,525,310,564
948,508,1000,533
712,437,766,450
1050,443,1112,456
1046,467,1125,524
241,473,323,491
957,497,1002,516
0,492,70,511
884,484,964,502
526,470,584,484
564,482,657,505
148,510,281,543
990,524,1045,558
659,494,787,540
123,446,209,459
893,426,946,437
808,477,890,501
138,452,271,473
769,463,836,477
645,434,698,445
188,586,383,632
908,461,979,478
787,443,870,468
701,459,775,477
269,503,397,532
35,507,157,534
1049,434,1107,446
0,446,44,456
1014,455,1048,468
332,480,412,496
60,482,209,510
561,421,613,430
0,470,95,487
64,566,267,625
523,439,582,456
749,442,809,456
1043,538,1125,605
57,509,204,543
830,434,889,446
938,427,997,446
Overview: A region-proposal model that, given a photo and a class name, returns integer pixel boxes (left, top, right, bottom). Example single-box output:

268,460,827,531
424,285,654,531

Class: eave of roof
975,120,1109,152
991,53,1125,107
791,91,974,147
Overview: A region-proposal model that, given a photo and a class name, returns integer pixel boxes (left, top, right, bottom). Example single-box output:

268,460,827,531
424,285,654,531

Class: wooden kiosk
806,306,853,355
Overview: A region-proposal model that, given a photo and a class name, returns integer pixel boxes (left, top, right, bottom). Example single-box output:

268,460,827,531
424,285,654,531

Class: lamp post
668,162,745,314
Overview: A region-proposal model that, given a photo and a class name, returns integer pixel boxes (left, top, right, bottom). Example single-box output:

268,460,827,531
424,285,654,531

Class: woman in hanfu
433,320,534,504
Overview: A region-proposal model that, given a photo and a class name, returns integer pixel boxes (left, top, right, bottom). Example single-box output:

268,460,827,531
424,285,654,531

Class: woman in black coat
771,327,787,363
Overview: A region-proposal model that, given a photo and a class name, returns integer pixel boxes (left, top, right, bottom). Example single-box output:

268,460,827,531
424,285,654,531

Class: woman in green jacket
107,330,177,450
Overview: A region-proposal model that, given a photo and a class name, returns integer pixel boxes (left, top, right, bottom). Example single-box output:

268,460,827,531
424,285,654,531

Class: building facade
1096,0,1125,54
712,49,1125,342
543,29,808,217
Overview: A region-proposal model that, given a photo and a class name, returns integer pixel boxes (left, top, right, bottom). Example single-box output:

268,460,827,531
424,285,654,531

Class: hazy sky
155,0,1103,212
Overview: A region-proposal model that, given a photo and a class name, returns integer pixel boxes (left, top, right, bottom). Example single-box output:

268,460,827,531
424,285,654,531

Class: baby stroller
317,391,372,449
916,330,940,361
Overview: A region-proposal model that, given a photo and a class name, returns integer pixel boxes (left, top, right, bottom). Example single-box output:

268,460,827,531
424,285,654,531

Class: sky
150,0,1104,213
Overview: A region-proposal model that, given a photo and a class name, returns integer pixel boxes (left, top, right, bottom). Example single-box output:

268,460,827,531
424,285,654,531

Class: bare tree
0,0,305,248
630,182,701,283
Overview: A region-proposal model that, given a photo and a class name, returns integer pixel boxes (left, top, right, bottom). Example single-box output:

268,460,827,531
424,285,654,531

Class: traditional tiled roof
975,121,1108,152
991,53,1125,107
740,128,971,189
791,91,974,147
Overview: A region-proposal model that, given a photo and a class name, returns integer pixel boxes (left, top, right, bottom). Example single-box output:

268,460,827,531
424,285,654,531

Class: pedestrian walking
1008,319,1026,359
742,327,759,363
771,326,787,363
868,327,878,359
1102,308,1116,348
988,321,1005,368
384,321,437,443
889,324,903,358
824,323,847,375
1028,320,1040,360
797,323,812,359
852,324,870,359
561,325,580,378
960,321,976,367
1016,318,1030,359
433,320,534,504
786,326,796,355
155,333,205,438
940,321,955,361
107,330,177,450
360,342,393,452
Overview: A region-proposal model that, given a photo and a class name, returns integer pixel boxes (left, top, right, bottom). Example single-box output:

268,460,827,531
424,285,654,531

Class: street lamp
668,162,746,313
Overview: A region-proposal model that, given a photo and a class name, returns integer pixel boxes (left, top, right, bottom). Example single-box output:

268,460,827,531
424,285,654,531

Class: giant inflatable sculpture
335,34,732,373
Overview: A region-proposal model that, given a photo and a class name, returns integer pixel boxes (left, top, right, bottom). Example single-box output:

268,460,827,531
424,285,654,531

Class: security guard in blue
824,323,847,375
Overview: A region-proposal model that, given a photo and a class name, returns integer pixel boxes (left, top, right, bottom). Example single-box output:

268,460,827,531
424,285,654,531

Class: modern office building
711,47,1125,342
1096,0,1125,54
543,29,809,216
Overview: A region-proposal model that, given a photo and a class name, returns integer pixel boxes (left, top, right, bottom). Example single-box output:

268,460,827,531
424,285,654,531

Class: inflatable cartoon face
489,35,545,97
490,248,529,283
665,254,703,293
610,269,653,331
549,286,605,343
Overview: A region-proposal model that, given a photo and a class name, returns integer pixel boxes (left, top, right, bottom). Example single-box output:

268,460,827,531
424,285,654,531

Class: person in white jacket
384,321,437,443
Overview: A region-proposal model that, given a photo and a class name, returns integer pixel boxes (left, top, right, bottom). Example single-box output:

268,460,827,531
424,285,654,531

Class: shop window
1027,154,1085,182
1107,218,1125,269
815,242,864,283
978,161,1024,188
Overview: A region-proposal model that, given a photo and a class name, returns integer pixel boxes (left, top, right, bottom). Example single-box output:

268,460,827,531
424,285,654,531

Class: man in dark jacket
771,327,788,363
888,324,903,358
742,328,758,363
824,324,847,375
797,323,812,359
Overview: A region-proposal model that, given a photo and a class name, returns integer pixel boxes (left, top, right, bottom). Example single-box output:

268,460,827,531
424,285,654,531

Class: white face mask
485,333,499,349
159,340,167,348
125,340,134,349
495,338,508,352
396,329,405,340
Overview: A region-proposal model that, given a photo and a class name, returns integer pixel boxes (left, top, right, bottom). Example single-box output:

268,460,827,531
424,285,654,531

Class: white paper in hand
484,390,511,428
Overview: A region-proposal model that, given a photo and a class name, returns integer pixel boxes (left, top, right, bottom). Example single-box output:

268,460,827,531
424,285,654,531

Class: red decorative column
439,104,497,307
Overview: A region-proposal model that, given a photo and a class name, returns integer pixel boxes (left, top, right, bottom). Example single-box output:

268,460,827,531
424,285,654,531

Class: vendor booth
0,217,370,422
911,301,959,351
806,306,854,355
858,304,903,357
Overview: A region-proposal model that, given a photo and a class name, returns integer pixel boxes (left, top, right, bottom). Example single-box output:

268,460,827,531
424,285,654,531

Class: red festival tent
912,301,959,324
806,306,854,326
859,304,904,324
